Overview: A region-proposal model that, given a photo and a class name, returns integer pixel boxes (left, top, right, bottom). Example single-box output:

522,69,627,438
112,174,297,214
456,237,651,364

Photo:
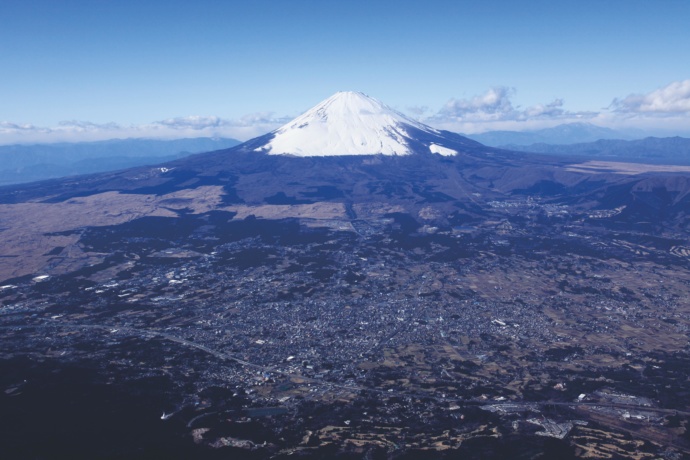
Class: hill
505,136,690,164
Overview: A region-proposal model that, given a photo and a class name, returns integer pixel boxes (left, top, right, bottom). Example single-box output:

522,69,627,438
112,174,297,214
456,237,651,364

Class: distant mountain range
506,137,690,165
2,119,688,188
0,137,240,185
464,122,641,147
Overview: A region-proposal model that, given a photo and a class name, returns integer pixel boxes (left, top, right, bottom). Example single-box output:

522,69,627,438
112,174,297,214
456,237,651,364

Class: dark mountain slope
507,136,690,165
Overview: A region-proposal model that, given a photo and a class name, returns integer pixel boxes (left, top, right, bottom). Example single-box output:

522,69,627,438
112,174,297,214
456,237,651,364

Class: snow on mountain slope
429,144,457,156
255,91,452,157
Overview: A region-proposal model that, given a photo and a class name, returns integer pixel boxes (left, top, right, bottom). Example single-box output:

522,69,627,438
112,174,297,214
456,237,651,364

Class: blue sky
1,0,689,143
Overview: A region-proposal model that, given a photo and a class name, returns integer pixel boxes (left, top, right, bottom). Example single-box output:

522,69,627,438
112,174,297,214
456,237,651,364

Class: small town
2,199,690,458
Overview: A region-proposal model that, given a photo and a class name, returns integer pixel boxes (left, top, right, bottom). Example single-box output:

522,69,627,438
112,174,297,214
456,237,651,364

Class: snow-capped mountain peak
254,91,461,157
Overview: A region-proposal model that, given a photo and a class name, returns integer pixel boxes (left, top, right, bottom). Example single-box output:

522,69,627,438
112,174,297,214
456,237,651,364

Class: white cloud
3,81,690,144
428,88,598,133
523,99,564,118
0,121,48,132
438,87,516,120
0,113,291,145
237,111,291,126
58,120,119,129
426,83,689,136
156,115,225,130
611,79,690,114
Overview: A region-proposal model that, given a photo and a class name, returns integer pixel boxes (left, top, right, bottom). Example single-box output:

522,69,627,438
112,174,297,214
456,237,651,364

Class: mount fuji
246,91,481,157
3,90,689,284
